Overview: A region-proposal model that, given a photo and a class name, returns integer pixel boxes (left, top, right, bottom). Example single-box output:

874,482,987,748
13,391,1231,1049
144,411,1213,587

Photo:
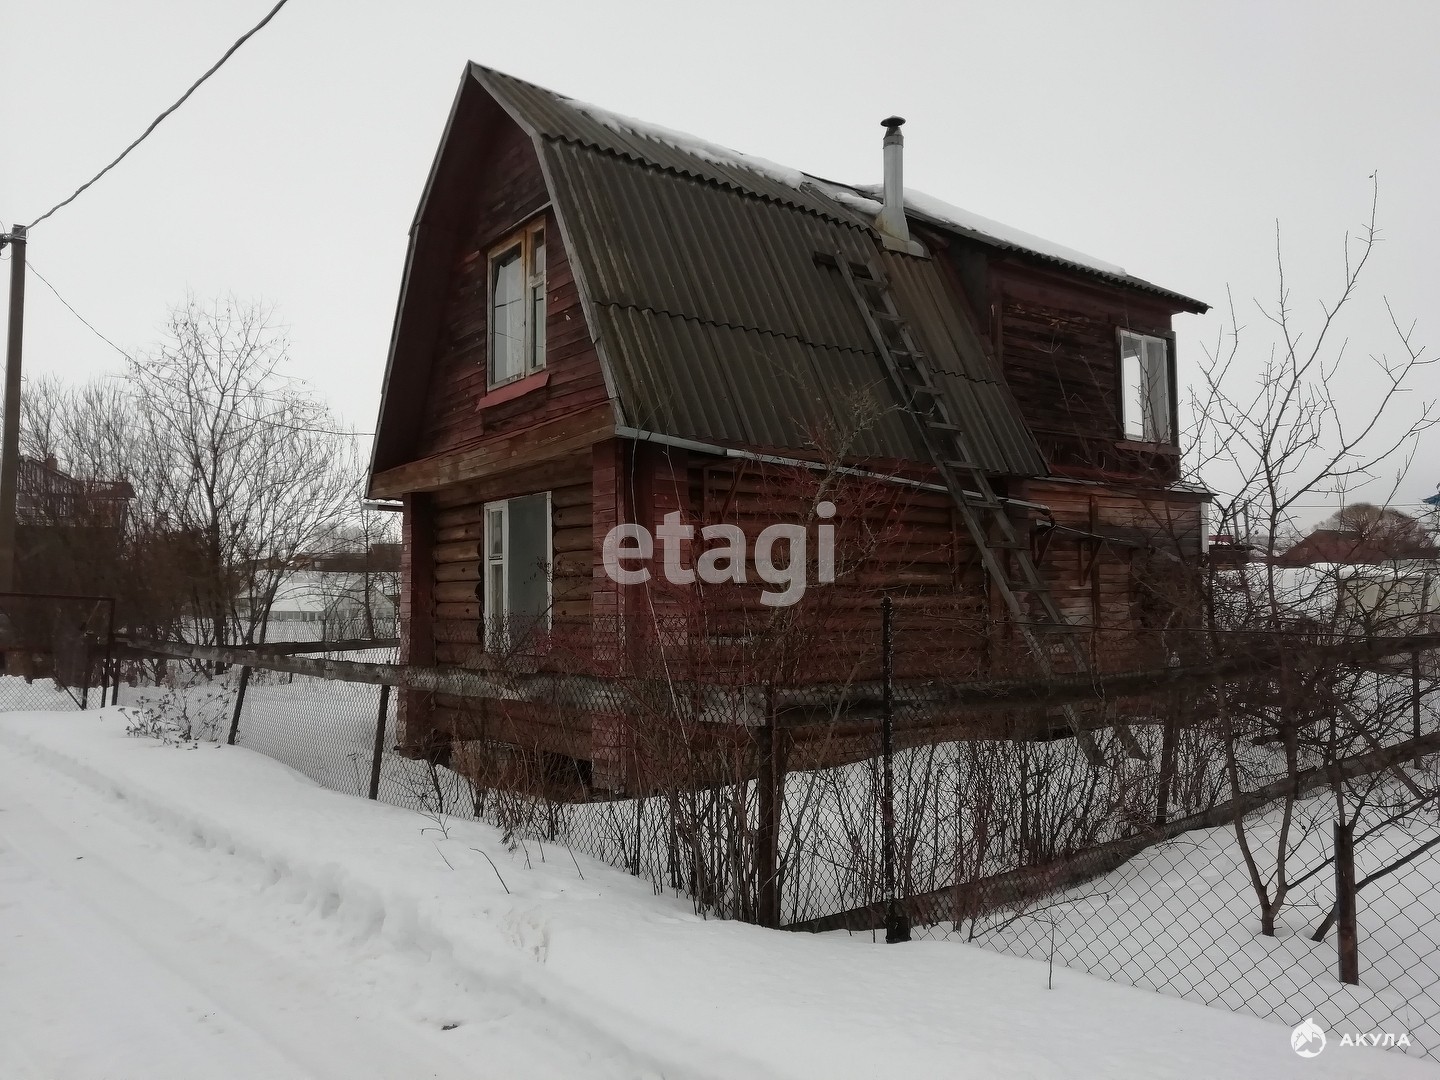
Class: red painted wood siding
414,117,609,463
989,261,1181,483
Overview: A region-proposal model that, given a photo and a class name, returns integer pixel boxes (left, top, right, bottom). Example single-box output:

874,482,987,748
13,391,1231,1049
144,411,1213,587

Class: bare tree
1311,503,1438,560
128,295,359,647
1189,180,1437,938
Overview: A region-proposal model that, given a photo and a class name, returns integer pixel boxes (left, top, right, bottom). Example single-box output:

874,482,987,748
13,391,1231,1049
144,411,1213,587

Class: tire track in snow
0,719,764,1080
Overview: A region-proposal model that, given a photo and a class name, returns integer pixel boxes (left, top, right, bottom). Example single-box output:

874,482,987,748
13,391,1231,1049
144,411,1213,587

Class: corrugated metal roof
474,65,1207,313
476,65,1051,476
897,201,1209,313
476,66,854,225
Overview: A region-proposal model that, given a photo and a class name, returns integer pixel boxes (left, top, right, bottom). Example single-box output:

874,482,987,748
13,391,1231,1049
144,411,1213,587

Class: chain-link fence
0,591,115,710
781,699,1440,1058
2,595,1429,1060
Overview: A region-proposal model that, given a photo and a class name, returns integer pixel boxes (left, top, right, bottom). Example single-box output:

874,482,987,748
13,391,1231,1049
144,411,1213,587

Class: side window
487,221,547,388
1118,329,1176,443
482,492,552,646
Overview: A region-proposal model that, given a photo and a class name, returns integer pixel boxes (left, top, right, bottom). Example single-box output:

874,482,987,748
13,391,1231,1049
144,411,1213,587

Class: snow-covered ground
967,795,1440,1054
1,708,1427,1079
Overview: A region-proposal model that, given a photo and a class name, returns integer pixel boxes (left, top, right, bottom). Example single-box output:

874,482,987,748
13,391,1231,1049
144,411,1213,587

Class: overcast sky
2,0,1436,522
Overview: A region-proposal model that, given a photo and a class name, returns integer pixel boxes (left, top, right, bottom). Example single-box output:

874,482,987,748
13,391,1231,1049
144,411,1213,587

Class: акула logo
1291,1018,1326,1058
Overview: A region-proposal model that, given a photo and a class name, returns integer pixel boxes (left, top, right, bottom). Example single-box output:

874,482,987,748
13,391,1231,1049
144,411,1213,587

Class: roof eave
906,207,1209,314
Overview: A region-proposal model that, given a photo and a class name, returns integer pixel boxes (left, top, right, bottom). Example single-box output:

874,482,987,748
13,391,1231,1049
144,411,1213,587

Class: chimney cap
881,115,906,131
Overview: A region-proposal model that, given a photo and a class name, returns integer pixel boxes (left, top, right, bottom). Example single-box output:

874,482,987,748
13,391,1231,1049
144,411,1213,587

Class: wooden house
368,65,1211,793
15,455,134,594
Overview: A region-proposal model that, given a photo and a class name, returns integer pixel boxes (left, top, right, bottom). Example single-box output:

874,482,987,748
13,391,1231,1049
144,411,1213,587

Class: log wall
397,452,594,760
988,259,1182,483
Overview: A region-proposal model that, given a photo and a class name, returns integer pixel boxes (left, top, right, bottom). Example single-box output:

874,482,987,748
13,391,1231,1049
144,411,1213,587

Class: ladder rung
940,459,978,471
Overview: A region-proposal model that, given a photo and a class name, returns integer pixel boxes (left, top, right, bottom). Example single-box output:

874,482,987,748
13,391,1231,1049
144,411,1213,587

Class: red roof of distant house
1276,529,1439,567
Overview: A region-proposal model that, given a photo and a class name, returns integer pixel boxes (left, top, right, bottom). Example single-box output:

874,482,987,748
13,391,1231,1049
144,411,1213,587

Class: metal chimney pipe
876,116,909,244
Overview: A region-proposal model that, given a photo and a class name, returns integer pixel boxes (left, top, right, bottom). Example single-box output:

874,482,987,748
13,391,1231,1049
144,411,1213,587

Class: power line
26,0,292,229
114,386,374,439
28,261,134,362
26,261,373,439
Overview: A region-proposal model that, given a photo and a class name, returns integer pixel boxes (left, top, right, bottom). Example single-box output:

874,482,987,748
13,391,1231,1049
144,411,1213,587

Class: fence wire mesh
6,612,1434,1060
0,592,114,710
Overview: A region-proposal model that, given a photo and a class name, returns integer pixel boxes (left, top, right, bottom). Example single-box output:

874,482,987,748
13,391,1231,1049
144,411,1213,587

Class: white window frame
481,491,553,647
486,219,547,389
1117,329,1177,445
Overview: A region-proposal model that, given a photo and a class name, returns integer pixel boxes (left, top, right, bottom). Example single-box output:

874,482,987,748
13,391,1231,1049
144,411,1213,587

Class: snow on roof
570,98,1130,279
573,101,809,191
857,185,1130,278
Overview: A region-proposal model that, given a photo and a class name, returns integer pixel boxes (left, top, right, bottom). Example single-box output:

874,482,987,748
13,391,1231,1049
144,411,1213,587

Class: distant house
368,65,1211,790
1276,528,1439,568
15,455,135,594
17,455,133,531
1334,562,1439,638
256,544,401,641
1205,533,1257,567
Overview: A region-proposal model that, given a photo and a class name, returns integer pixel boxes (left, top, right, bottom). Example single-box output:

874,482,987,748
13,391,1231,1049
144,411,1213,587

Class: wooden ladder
826,252,1142,765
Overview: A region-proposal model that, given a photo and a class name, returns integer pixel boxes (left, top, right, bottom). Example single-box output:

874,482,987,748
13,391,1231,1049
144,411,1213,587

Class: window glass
507,493,550,636
487,507,505,559
484,505,506,641
529,229,546,372
490,246,524,384
1119,330,1173,443
1143,336,1173,443
1120,332,1146,440
481,493,551,646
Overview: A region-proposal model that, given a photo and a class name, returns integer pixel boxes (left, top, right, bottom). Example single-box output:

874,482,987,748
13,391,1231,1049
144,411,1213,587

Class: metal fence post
226,666,250,746
881,594,910,943
756,683,782,929
1415,650,1423,769
1335,818,1359,985
104,601,116,706
368,683,391,800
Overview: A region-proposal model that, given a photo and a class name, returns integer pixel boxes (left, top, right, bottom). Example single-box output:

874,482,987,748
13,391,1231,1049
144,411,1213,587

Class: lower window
482,492,552,646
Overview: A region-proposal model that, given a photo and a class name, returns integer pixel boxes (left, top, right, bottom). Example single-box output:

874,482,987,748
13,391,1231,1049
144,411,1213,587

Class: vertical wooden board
400,493,437,750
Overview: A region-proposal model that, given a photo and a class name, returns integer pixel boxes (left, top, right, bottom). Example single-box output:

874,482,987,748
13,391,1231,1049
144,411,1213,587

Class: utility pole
0,224,26,593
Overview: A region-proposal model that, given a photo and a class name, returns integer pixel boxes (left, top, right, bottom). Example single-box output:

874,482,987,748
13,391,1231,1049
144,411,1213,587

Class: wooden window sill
478,370,549,411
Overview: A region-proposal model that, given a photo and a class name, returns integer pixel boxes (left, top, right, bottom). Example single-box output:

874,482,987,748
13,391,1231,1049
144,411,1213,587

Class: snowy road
0,714,695,1080
0,708,1431,1080
0,733,661,1080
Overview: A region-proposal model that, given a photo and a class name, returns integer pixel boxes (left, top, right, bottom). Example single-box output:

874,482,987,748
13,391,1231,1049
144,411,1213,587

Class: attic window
488,222,547,388
1118,329,1176,444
